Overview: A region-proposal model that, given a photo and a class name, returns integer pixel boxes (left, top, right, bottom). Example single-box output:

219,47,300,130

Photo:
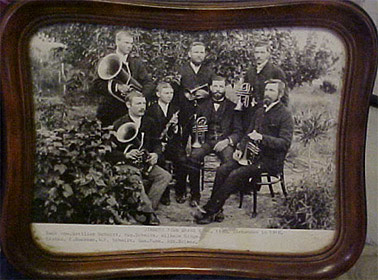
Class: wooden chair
239,171,287,217
199,153,218,191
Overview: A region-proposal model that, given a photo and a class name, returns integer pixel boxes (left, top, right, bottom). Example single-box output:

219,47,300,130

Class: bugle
98,53,143,92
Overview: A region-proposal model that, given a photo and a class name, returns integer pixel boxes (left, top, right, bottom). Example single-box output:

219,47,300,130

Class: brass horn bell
98,54,143,92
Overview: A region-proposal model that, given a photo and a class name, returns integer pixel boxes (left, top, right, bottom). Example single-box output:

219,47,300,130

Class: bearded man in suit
187,76,239,207
194,79,293,224
172,41,216,146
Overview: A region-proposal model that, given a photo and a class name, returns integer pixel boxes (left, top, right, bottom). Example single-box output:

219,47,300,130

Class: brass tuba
234,83,252,111
98,53,143,92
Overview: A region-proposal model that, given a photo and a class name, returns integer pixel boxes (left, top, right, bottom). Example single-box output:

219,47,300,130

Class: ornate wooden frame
1,0,377,279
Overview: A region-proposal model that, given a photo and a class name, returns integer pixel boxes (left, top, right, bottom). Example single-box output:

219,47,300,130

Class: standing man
145,81,192,204
95,30,154,126
244,40,288,106
173,41,216,146
195,79,293,224
187,76,238,207
107,91,171,225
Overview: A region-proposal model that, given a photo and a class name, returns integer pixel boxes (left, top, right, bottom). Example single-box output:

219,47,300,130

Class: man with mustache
94,30,154,126
194,79,293,224
172,41,216,147
108,91,171,225
187,76,238,207
244,40,288,106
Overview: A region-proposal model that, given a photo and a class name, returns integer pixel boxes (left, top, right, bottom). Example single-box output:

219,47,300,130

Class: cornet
234,83,252,111
192,116,208,148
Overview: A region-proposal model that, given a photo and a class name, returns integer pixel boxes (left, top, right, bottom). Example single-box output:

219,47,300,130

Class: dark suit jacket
144,102,185,160
106,114,160,165
172,62,216,132
196,98,236,142
93,55,155,126
244,60,287,105
239,102,293,175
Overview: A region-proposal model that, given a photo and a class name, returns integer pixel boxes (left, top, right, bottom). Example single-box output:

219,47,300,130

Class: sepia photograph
29,23,344,253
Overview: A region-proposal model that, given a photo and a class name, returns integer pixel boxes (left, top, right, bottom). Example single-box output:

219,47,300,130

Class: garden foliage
33,111,145,224
31,24,341,101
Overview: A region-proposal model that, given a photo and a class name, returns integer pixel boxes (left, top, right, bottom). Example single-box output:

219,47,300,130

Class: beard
212,91,225,101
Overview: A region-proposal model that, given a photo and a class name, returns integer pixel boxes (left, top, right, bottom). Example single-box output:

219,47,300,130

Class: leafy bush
320,80,337,94
269,164,336,229
33,24,341,105
294,110,334,147
33,118,145,224
34,97,67,130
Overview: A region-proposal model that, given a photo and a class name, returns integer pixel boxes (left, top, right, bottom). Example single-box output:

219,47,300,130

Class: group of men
94,30,294,225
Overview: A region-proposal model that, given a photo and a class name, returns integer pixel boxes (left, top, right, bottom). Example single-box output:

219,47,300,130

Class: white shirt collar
256,59,269,74
190,62,202,74
158,100,169,117
265,100,280,112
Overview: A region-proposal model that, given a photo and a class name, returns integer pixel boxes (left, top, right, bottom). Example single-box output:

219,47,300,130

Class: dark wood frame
1,0,377,279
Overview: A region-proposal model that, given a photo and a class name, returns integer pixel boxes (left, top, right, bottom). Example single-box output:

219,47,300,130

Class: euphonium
234,83,252,111
98,53,143,92
192,116,208,148
116,122,153,174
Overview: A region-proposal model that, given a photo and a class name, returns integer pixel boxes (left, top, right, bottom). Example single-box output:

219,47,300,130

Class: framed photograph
1,0,377,279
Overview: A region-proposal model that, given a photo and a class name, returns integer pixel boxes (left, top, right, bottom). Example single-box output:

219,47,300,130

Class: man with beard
244,40,288,106
194,79,293,224
94,30,154,126
187,76,238,207
172,41,216,146
108,91,171,225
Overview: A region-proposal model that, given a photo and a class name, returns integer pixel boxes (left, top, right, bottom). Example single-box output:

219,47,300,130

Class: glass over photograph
29,24,344,253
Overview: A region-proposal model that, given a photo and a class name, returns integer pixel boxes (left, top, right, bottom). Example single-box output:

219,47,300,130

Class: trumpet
192,116,208,148
116,122,154,175
98,53,143,93
234,83,252,111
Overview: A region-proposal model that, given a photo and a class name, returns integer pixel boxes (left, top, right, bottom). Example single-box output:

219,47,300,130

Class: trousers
203,159,264,214
188,140,234,200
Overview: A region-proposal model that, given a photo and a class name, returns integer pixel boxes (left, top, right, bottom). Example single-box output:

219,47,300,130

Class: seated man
188,76,238,207
145,81,192,204
195,79,294,224
107,91,172,225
